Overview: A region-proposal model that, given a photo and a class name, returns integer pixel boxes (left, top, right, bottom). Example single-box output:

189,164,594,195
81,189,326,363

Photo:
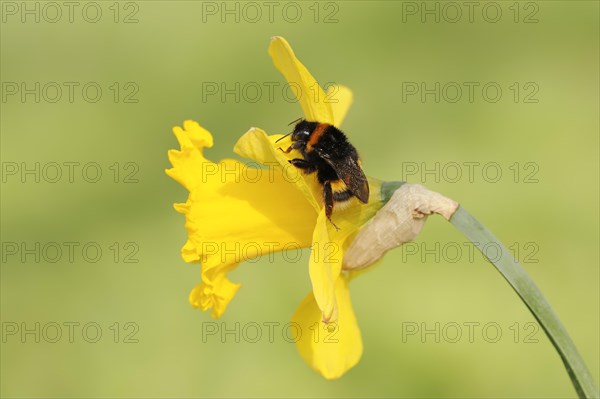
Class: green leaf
450,206,599,398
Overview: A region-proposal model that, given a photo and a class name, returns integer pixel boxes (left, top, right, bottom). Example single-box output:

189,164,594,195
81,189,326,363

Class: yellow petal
307,178,385,322
308,210,342,323
327,84,353,127
234,127,321,212
269,36,334,124
292,276,362,380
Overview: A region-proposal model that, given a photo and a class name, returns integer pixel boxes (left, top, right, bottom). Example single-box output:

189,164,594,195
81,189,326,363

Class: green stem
450,206,599,398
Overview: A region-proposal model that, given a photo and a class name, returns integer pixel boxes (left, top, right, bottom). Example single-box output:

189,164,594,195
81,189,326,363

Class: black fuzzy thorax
300,124,359,185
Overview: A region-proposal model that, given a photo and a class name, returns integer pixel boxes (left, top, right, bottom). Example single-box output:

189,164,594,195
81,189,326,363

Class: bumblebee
277,119,369,229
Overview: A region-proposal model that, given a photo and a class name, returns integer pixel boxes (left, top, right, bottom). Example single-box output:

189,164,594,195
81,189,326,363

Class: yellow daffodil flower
169,35,600,398
167,36,390,380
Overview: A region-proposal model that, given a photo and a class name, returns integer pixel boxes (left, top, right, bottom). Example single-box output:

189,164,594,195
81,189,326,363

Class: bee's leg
289,159,317,173
279,141,303,154
323,181,340,231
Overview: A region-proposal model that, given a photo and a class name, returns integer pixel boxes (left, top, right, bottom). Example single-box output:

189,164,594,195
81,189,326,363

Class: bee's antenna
276,118,302,143
275,131,293,143
288,117,303,126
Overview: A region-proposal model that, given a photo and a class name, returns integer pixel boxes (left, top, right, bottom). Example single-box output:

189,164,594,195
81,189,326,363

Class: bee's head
291,120,317,142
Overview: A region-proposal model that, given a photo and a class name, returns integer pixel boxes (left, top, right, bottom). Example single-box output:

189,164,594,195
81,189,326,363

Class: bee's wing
317,150,370,203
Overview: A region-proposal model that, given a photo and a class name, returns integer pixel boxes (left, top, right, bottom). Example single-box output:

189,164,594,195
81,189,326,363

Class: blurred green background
1,1,598,397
